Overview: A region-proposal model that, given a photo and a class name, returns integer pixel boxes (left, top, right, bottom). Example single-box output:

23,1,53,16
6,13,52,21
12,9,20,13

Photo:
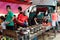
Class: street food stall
0,0,58,40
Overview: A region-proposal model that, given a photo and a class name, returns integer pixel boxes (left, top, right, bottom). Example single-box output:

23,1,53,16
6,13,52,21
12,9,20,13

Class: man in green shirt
5,5,14,30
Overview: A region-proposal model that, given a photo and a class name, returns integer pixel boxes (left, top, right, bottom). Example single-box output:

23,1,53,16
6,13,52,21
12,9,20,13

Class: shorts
52,21,56,26
6,26,14,30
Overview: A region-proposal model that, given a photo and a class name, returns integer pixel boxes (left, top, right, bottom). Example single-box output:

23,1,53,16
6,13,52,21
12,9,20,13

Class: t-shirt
21,16,28,23
17,14,23,21
17,13,28,23
5,11,14,26
52,13,58,21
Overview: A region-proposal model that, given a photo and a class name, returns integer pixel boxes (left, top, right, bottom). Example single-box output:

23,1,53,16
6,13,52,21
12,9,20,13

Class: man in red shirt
17,7,28,27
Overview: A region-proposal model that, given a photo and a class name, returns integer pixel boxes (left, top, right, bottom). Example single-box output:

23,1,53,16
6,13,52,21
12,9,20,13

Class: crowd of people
0,5,58,39
0,5,48,31
0,5,30,39
0,5,29,30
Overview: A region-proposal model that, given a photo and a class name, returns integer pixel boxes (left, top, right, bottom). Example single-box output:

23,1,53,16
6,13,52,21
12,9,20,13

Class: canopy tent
0,0,31,4
32,0,57,6
0,1,31,14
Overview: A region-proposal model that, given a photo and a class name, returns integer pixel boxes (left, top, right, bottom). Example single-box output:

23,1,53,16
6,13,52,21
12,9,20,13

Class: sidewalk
53,33,60,40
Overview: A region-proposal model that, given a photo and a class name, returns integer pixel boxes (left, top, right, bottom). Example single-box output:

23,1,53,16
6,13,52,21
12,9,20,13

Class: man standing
5,5,14,30
52,10,58,36
52,10,58,29
17,7,28,27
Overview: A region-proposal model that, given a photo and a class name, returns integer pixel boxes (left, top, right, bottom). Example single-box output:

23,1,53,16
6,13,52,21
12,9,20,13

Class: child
0,16,6,30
